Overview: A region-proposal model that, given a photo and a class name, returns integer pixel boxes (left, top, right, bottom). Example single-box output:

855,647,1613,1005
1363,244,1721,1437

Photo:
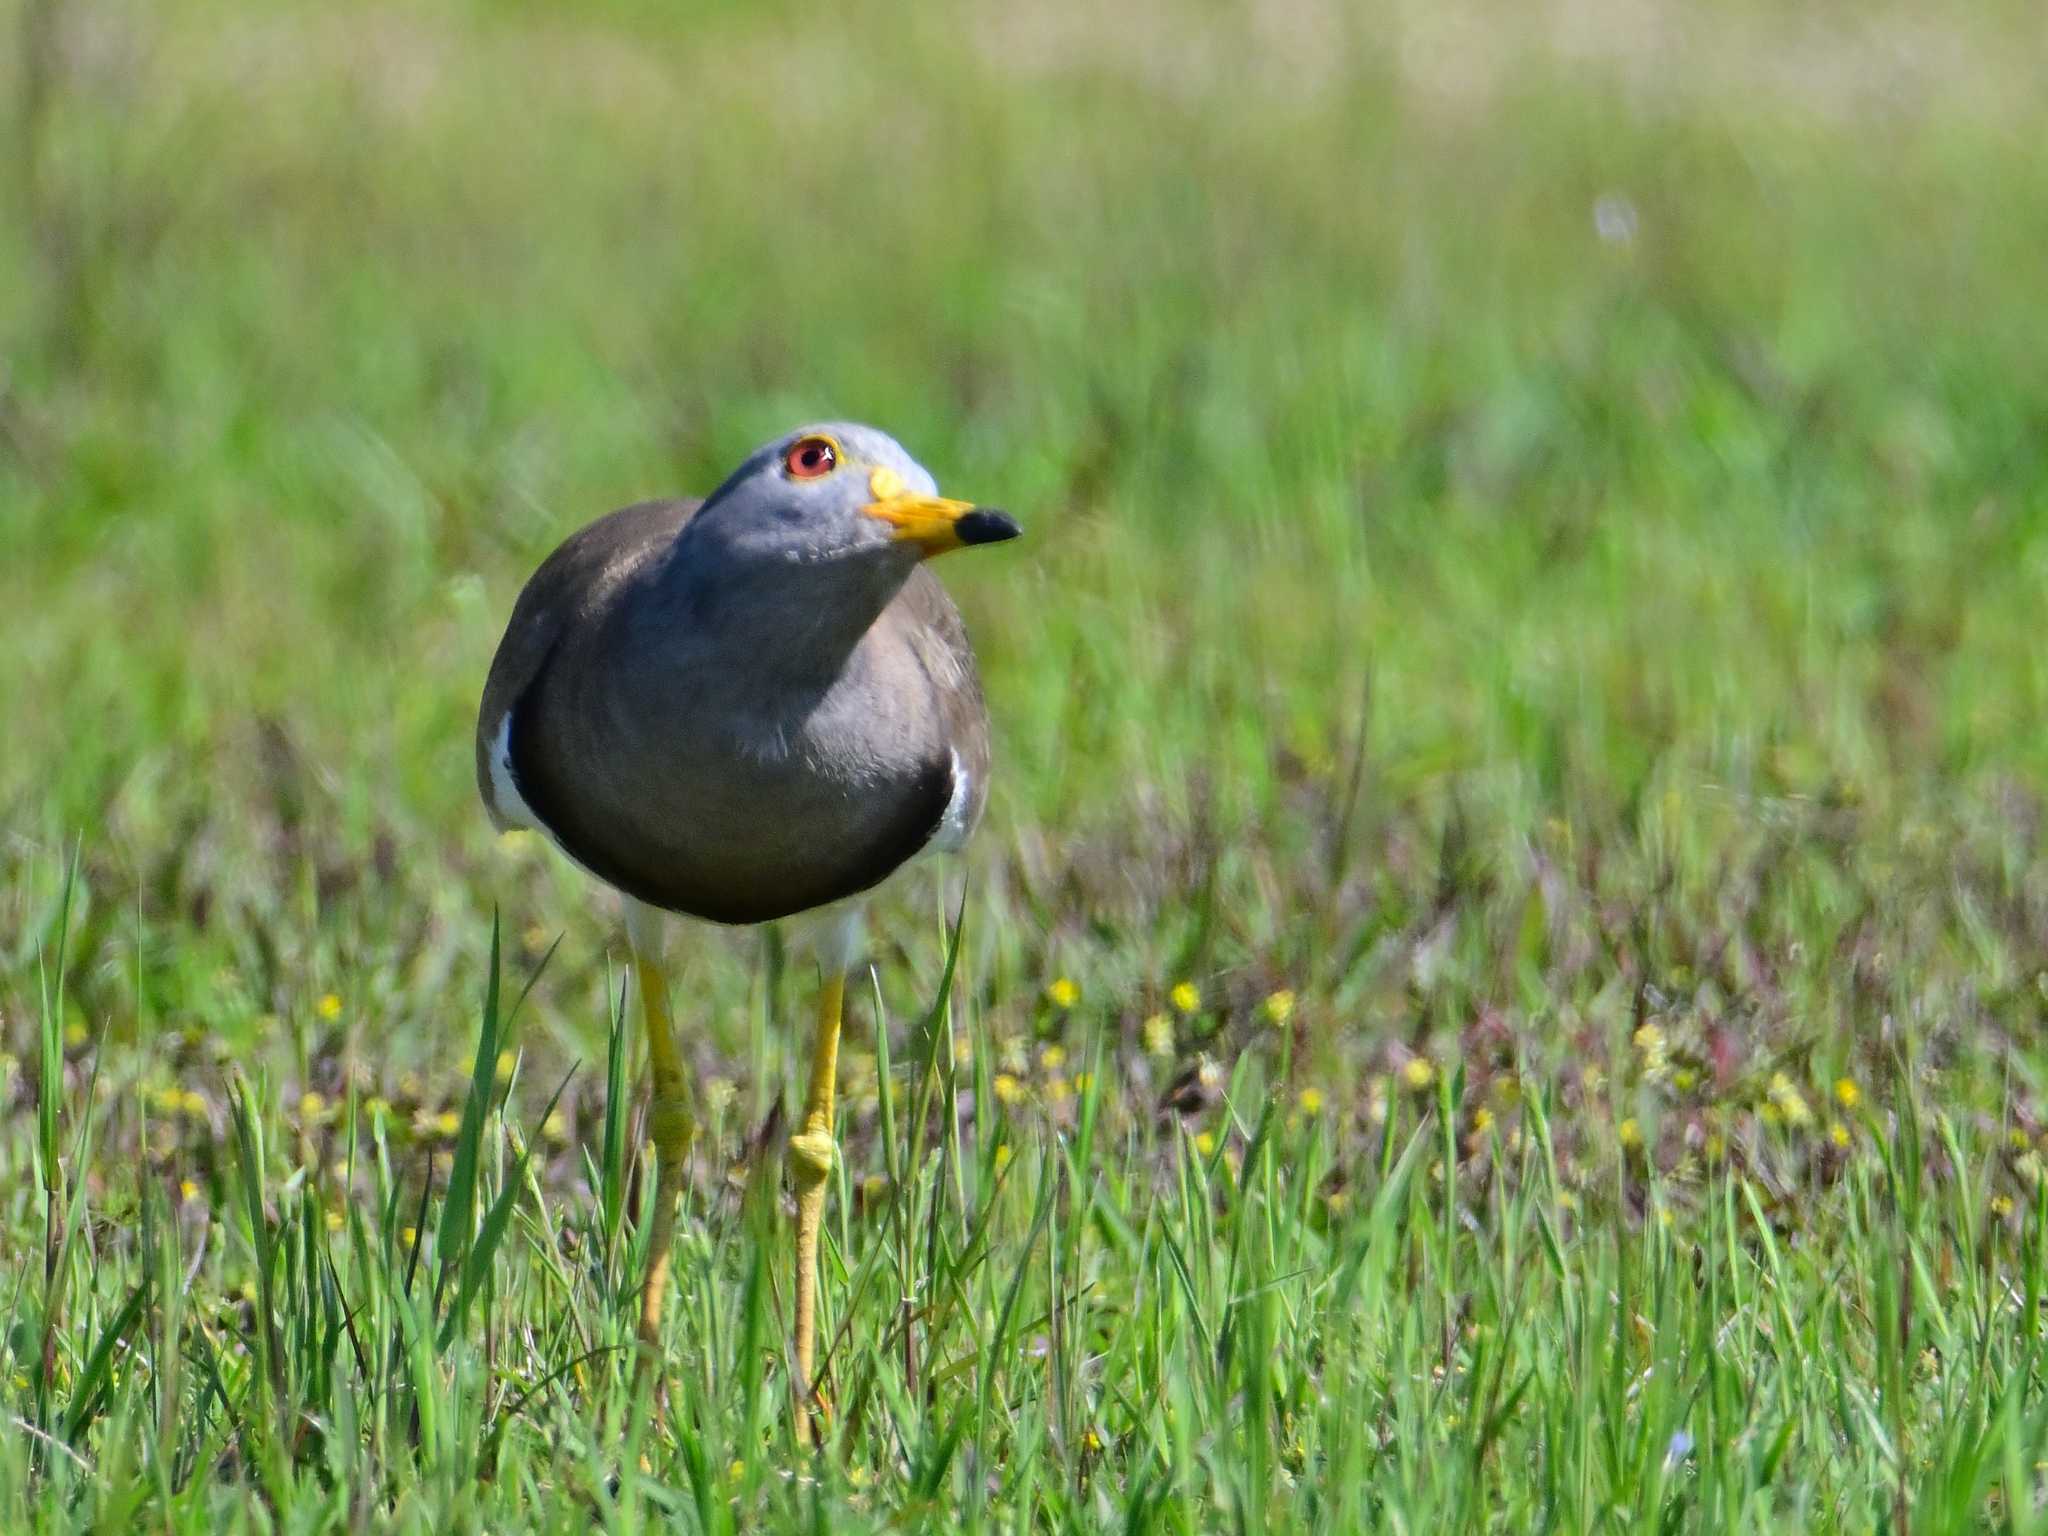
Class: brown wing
474,499,700,830
890,564,993,847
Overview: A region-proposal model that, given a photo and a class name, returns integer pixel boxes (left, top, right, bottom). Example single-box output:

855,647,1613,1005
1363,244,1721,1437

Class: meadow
7,0,2048,1528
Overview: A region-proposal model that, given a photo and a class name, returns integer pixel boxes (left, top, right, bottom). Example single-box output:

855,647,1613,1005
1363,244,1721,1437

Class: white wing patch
931,749,973,853
486,712,542,833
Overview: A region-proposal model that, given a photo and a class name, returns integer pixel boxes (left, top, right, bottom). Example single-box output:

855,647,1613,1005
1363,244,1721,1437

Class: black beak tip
957,508,1022,546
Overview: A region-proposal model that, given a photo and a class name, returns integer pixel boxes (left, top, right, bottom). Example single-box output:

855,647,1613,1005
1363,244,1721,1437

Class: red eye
784,436,837,479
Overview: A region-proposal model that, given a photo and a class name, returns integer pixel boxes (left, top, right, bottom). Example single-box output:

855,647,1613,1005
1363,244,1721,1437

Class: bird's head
690,423,1020,571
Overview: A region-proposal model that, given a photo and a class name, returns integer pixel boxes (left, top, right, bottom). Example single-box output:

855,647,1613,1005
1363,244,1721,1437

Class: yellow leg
788,970,845,1443
631,943,694,1389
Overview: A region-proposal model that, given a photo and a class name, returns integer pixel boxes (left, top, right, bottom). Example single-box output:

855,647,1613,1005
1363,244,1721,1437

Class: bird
474,423,1018,1439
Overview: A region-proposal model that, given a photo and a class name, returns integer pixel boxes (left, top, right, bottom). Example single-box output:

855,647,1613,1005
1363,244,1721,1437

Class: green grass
9,0,2048,1528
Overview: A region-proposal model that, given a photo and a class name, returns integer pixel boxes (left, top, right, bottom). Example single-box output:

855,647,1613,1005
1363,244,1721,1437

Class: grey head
681,421,1019,574
633,422,1020,690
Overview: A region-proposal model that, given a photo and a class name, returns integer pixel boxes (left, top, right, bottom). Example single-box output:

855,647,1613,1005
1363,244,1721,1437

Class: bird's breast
516,624,955,924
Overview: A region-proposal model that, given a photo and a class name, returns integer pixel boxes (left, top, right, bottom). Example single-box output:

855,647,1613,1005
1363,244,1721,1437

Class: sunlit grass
17,870,2048,1531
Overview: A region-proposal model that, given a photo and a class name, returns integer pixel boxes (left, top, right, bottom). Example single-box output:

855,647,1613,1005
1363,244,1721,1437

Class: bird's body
474,423,1017,1439
476,496,990,923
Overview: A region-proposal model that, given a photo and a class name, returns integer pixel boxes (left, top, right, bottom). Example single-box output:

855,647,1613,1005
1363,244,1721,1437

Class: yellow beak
861,469,1021,559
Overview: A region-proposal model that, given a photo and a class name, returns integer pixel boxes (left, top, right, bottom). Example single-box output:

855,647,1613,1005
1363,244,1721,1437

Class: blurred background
5,0,2048,1127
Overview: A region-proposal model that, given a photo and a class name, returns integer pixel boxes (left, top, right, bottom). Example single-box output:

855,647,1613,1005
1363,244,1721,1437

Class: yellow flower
364,1096,392,1122
1991,1195,2016,1219
1633,1023,1669,1082
325,1209,344,1232
992,1073,1024,1106
1671,1068,1697,1092
1618,1118,1643,1150
1829,1120,1851,1149
1768,1073,1813,1130
401,1225,419,1248
1401,1057,1436,1092
727,1459,746,1483
1084,1428,1103,1453
157,1085,203,1117
432,1109,462,1138
1046,1076,1073,1104
1170,982,1201,1014
1040,1044,1067,1071
1193,1130,1216,1156
1142,1013,1175,1058
1073,1072,1093,1094
993,1144,1012,1171
1297,1088,1324,1116
298,1091,328,1123
542,1110,569,1144
316,993,343,1022
2012,1129,2033,1153
179,1179,200,1202
1834,1077,1862,1111
1046,977,1079,1009
64,1022,88,1048
1262,991,1296,1027
1471,1106,1494,1134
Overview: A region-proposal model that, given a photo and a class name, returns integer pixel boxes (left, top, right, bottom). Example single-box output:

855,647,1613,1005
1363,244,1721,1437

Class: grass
8,0,2048,1528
